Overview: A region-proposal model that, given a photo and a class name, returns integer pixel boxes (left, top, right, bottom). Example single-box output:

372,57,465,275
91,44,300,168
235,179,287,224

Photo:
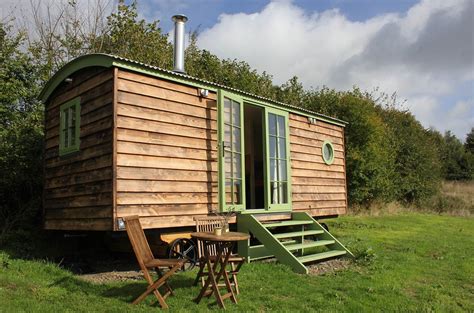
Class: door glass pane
269,136,277,158
269,113,277,136
233,180,242,204
278,160,287,181
225,154,232,177
224,124,231,148
224,98,231,124
270,158,276,181
232,127,241,152
233,154,241,179
280,182,288,203
270,181,276,204
232,100,240,125
225,179,232,202
277,115,285,137
278,138,286,159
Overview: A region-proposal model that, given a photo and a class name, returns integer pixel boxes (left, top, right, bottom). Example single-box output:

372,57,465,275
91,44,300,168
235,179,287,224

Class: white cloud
197,0,474,138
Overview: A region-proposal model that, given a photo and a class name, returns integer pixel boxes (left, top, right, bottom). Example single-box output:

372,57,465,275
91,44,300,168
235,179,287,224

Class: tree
0,22,43,239
465,127,474,154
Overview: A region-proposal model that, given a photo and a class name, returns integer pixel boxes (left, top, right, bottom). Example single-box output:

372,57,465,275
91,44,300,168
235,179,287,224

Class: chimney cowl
172,14,188,73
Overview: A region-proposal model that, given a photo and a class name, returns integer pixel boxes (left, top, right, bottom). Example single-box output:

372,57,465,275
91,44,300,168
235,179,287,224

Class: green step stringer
237,212,353,274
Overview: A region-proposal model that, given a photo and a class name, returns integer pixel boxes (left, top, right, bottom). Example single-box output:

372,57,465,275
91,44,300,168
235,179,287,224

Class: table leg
214,242,237,304
194,241,226,309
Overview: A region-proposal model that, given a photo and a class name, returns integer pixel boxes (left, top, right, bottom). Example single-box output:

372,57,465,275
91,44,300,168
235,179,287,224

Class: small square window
59,97,81,156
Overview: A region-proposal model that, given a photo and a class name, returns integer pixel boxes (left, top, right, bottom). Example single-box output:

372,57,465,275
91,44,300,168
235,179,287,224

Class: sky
2,0,473,140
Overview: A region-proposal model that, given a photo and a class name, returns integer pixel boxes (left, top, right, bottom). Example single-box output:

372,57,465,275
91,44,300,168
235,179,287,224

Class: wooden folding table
191,231,249,309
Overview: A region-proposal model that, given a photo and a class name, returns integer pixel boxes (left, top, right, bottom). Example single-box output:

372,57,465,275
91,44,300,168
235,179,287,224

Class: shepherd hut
40,15,352,274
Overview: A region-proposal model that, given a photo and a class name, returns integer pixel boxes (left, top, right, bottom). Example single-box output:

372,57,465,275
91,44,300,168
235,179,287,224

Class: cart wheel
168,238,197,271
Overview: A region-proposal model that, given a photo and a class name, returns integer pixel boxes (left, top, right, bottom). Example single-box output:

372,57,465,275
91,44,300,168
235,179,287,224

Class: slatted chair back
194,216,226,258
124,216,154,269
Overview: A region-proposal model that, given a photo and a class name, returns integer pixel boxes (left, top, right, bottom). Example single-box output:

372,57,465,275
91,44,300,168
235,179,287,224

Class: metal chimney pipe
172,14,188,73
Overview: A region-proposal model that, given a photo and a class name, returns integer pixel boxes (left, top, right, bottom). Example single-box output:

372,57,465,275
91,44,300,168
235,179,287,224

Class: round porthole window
322,140,334,165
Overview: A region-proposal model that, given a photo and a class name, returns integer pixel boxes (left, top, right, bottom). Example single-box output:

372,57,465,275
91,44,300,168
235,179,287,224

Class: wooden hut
40,53,352,274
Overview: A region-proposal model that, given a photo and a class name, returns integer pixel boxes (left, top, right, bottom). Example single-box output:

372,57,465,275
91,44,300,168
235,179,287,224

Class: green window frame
264,107,292,211
59,97,81,156
322,140,334,165
218,90,246,212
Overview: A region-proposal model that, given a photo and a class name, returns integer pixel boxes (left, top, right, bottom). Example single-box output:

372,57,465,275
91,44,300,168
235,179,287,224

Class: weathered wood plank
290,135,344,152
291,160,345,172
50,70,113,109
117,115,217,141
117,141,217,161
290,151,345,165
44,218,112,231
45,169,112,189
292,168,346,179
117,102,217,130
289,118,344,137
292,200,347,210
117,78,214,109
117,179,218,193
290,143,345,158
117,91,217,120
290,127,344,145
45,128,112,160
117,154,217,171
292,185,346,193
291,176,346,186
44,192,112,209
45,154,112,179
289,113,344,132
117,192,218,205
116,203,212,217
45,142,112,169
117,166,217,182
117,128,216,150
46,91,113,131
292,193,347,201
45,180,113,199
45,206,112,219
118,70,217,100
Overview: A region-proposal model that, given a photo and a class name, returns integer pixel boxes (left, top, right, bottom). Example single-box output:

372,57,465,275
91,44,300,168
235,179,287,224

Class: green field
1,213,473,312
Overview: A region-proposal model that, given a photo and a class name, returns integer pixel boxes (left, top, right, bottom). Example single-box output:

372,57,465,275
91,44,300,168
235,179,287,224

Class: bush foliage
0,2,472,236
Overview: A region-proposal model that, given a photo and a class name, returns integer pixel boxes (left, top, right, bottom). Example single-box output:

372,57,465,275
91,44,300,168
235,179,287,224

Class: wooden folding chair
193,216,245,294
124,216,185,309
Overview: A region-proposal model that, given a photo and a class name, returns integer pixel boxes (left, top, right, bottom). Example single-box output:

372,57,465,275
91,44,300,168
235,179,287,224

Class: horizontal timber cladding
289,113,348,217
115,69,219,226
43,67,114,231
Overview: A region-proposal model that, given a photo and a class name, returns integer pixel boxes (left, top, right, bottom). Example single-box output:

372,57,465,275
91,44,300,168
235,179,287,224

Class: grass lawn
1,213,473,312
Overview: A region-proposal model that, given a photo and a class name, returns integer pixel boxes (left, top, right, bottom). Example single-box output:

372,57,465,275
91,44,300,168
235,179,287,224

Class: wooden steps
237,212,353,274
298,250,347,263
285,240,335,251
273,230,324,239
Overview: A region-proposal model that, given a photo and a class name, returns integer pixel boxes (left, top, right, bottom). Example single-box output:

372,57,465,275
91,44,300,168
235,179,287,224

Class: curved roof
40,53,347,126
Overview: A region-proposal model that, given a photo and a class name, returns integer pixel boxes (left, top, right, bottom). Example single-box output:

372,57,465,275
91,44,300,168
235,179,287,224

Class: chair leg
193,259,206,286
230,262,240,295
156,268,174,297
133,262,183,308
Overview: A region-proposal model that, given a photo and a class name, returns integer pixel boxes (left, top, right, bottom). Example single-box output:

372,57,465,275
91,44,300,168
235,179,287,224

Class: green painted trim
59,97,81,156
39,54,114,102
322,140,335,165
292,212,354,258
237,214,308,273
218,90,246,212
265,107,292,212
40,54,347,127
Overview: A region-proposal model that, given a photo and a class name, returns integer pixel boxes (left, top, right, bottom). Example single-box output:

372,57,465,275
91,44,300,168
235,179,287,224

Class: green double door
218,90,291,213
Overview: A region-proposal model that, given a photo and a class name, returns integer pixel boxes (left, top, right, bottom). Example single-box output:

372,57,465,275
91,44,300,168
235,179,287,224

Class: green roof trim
39,53,347,127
